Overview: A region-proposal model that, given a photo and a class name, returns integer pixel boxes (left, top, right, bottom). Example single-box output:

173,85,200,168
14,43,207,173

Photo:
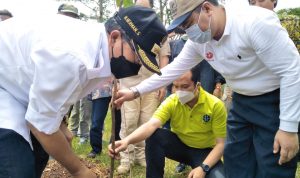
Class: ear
108,30,122,48
201,1,214,15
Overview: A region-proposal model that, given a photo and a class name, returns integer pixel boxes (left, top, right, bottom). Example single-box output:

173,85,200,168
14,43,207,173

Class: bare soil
41,159,111,178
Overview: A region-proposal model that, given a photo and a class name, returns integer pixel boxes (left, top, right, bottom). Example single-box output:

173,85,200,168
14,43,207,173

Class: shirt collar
215,6,232,43
196,86,206,105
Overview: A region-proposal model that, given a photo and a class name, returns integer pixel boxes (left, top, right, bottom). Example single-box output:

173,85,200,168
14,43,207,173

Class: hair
191,63,201,85
248,0,278,8
105,17,131,43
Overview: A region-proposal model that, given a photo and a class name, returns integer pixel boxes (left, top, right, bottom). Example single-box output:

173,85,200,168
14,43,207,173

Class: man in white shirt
0,6,167,178
114,0,300,177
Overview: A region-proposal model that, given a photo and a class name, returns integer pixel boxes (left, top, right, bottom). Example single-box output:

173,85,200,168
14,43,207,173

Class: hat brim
167,11,192,33
133,42,161,76
60,10,79,18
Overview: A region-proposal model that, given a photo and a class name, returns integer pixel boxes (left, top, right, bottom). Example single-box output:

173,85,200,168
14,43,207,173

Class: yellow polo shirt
153,87,227,149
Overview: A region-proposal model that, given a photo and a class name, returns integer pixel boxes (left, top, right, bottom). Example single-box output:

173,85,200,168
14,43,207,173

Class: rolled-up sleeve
25,46,85,134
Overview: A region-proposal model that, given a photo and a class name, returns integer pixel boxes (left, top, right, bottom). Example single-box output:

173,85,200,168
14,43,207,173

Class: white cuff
279,120,298,133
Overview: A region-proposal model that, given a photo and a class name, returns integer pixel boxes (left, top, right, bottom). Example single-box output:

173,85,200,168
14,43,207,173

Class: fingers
108,146,120,159
273,139,280,154
274,130,299,165
287,150,296,163
279,147,288,165
188,171,194,178
108,142,126,159
114,97,123,109
279,146,299,165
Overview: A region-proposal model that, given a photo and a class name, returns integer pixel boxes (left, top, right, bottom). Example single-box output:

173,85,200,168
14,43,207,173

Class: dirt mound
42,159,111,178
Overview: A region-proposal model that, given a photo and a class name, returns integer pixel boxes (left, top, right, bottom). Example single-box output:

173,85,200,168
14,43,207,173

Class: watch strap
129,87,140,99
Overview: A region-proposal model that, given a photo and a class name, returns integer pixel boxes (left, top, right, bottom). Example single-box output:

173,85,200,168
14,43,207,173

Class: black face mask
110,46,141,79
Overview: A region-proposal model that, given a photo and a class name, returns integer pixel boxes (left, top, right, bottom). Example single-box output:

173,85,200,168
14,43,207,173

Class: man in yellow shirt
109,65,227,178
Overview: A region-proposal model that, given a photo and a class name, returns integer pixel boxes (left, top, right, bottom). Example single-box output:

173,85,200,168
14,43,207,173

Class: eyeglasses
178,3,204,31
178,17,196,31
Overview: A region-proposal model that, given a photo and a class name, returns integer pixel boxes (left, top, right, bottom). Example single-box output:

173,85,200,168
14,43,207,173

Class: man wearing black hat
0,5,167,178
115,0,300,178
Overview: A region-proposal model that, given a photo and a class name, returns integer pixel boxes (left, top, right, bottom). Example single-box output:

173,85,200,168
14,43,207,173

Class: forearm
29,123,86,175
124,119,160,145
159,56,169,69
202,140,224,168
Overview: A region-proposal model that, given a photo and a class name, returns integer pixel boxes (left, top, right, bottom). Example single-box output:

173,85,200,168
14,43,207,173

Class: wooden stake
110,79,118,178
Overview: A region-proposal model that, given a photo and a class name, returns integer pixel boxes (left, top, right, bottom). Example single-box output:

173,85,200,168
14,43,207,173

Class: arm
202,138,225,167
25,47,95,177
189,100,227,178
188,138,225,178
60,120,73,144
110,95,173,157
213,70,225,99
115,40,202,106
29,124,95,177
213,82,223,99
249,14,300,163
108,118,162,157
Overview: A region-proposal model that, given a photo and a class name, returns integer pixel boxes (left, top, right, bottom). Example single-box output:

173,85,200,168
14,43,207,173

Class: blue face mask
185,14,212,44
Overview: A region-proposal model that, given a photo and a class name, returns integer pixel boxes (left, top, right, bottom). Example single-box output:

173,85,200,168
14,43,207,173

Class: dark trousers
90,97,111,153
90,97,121,153
0,128,49,178
145,129,224,178
224,89,297,178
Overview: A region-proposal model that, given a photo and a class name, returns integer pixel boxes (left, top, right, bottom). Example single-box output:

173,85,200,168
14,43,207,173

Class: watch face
202,164,210,172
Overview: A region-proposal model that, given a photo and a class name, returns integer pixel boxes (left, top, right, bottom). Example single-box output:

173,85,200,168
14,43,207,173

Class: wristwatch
200,163,210,174
129,87,140,99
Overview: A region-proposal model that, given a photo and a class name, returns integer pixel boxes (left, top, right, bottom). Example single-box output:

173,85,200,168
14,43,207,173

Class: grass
72,112,300,178
72,111,189,178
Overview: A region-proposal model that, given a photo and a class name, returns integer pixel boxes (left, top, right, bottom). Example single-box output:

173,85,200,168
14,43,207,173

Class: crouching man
109,65,227,178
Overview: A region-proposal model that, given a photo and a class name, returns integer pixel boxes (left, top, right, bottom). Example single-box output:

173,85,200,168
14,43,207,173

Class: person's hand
188,167,206,178
72,166,97,178
108,139,129,159
273,129,299,165
114,89,135,108
157,88,166,102
213,86,223,99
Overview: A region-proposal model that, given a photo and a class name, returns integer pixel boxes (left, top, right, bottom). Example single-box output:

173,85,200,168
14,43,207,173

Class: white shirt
0,14,111,145
135,6,300,132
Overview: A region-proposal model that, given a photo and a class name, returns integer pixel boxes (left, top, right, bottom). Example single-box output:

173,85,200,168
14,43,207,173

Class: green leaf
116,0,134,8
